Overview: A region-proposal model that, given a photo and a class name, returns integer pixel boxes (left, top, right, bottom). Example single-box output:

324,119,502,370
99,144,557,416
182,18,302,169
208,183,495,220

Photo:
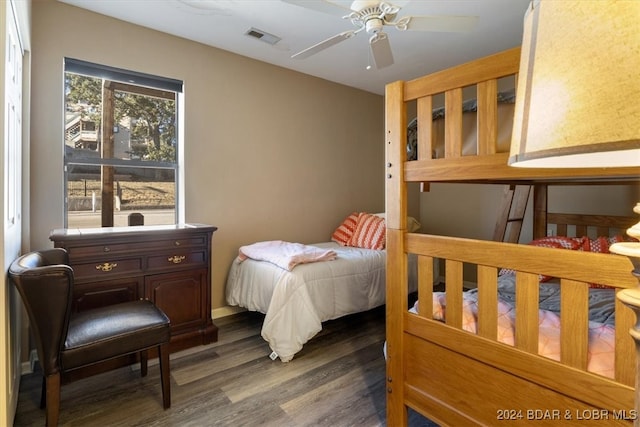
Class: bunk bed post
385,79,409,426
613,205,640,423
618,276,640,427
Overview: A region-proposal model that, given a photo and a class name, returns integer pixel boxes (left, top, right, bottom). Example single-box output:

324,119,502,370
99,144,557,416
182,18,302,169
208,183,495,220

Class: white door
1,0,23,423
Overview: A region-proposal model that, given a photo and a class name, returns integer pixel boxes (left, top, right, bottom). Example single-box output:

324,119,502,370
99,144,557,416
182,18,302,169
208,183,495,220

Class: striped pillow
331,212,360,246
348,213,386,250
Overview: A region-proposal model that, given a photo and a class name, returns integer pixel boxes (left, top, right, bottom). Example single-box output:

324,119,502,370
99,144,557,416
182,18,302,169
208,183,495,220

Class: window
64,59,183,228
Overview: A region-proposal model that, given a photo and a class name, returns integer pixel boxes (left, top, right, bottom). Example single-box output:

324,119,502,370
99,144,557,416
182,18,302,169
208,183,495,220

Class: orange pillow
348,213,386,250
331,212,360,246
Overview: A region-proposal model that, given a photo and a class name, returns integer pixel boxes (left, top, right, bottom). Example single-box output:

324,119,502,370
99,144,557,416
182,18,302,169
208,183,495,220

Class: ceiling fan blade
291,30,357,59
370,33,394,69
406,15,478,32
281,0,351,17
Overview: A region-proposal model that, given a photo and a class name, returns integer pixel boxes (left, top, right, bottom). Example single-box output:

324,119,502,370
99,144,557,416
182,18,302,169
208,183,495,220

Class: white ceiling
57,0,531,95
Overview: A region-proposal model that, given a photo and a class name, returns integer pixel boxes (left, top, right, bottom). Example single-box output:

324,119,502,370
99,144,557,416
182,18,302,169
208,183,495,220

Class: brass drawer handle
168,255,186,264
96,262,117,272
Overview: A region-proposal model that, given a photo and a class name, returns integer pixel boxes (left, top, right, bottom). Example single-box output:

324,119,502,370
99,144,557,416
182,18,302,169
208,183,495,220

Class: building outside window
64,59,183,228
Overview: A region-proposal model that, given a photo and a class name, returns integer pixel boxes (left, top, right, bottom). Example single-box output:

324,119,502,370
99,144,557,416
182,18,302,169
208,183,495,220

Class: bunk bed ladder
493,184,532,243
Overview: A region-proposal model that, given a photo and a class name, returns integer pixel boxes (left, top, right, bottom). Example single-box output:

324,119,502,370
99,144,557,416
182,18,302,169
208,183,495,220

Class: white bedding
226,242,389,362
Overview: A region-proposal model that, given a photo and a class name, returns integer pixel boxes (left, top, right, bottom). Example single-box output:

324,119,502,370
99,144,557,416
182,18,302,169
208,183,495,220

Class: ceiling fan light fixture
365,18,384,34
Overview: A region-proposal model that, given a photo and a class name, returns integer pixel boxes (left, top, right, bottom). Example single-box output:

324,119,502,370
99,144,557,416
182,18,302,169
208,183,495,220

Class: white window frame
63,58,184,227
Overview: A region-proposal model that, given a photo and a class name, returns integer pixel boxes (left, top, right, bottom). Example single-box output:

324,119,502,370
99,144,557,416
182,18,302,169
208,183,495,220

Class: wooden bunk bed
384,47,640,426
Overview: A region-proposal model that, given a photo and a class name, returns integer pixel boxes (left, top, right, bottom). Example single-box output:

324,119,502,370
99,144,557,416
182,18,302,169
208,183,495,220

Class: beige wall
419,183,639,243
30,0,384,312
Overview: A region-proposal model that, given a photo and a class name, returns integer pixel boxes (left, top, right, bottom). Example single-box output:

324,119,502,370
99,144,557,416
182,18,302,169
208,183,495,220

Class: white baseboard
21,349,38,375
212,305,246,320
20,362,31,375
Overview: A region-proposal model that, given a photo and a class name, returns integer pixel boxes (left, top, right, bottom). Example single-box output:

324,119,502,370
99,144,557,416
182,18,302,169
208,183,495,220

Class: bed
384,47,640,426
226,213,420,362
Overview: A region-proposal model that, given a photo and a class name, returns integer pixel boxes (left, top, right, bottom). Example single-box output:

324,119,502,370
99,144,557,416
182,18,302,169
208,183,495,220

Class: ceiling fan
284,0,478,69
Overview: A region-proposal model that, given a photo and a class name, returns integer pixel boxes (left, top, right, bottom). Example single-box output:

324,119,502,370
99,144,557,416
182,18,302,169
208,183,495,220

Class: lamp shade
509,0,640,168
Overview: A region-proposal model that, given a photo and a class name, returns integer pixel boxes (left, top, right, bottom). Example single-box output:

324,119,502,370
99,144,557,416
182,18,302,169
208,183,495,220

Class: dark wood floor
14,307,438,426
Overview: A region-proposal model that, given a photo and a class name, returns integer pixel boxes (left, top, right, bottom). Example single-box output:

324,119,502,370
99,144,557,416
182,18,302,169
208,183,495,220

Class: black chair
8,248,171,427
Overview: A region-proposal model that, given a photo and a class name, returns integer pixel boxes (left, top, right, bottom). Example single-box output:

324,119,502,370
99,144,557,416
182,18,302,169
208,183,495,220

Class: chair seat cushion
62,300,170,370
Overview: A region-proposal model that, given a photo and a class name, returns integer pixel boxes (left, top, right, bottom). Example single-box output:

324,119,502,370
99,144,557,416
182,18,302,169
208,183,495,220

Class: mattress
418,274,617,378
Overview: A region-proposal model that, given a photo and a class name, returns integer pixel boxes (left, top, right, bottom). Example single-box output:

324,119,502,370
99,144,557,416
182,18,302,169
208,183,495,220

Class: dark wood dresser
49,223,218,354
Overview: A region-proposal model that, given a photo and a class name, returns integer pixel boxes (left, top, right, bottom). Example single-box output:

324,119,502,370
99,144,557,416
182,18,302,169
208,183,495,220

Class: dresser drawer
72,257,143,282
147,250,207,271
66,236,207,260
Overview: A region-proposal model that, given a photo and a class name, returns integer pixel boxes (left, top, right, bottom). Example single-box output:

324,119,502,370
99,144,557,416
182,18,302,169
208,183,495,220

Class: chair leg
158,342,171,409
45,373,61,427
40,376,46,409
140,350,148,377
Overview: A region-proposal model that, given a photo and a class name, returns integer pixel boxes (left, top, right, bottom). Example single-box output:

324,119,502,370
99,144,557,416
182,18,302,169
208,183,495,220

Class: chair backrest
8,248,74,376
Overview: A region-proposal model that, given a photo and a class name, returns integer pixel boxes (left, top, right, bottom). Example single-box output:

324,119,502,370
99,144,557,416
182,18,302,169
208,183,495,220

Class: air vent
245,27,281,45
